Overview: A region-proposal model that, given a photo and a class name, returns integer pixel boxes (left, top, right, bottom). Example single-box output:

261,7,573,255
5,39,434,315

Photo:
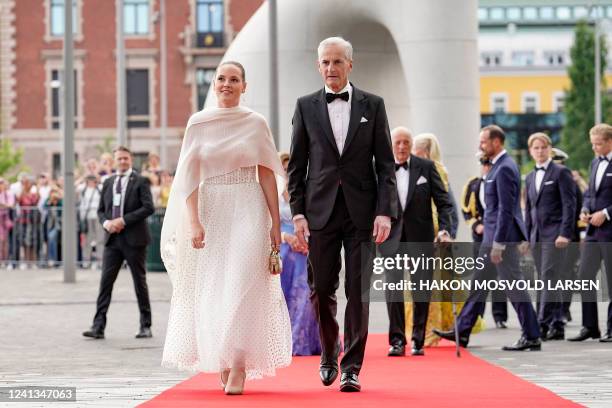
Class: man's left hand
372,216,391,244
590,210,607,227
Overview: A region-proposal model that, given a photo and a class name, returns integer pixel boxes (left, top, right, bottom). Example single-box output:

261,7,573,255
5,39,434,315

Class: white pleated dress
162,166,292,379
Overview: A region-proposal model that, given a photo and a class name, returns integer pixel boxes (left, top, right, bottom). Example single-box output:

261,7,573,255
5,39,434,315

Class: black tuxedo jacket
98,171,155,247
287,84,397,230
584,157,612,241
387,155,453,245
524,161,576,244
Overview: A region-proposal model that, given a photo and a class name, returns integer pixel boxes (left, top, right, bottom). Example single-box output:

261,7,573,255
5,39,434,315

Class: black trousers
92,234,152,331
385,230,433,350
308,189,372,375
579,241,612,334
533,242,566,330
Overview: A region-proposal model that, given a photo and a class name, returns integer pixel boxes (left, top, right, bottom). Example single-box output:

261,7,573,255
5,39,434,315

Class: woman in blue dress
279,153,322,356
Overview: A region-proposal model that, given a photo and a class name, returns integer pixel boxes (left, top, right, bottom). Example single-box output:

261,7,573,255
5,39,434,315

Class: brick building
0,0,262,175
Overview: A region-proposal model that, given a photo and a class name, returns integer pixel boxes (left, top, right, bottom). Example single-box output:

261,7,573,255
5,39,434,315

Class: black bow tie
395,162,408,171
599,156,609,162
535,166,546,172
325,91,349,103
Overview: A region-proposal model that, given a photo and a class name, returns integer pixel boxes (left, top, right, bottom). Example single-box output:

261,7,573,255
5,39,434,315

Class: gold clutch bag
269,247,282,274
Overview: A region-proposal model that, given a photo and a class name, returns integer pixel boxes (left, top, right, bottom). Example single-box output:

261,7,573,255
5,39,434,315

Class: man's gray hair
317,37,353,61
391,126,413,140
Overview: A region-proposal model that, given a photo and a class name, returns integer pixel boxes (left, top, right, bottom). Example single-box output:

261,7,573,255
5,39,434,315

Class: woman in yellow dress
405,133,483,346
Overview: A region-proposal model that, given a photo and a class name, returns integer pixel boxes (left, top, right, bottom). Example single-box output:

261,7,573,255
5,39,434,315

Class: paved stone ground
1,267,611,407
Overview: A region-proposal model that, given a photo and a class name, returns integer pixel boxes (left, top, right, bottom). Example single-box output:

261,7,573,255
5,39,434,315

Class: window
521,93,539,113
557,7,571,20
50,69,78,129
506,7,521,20
196,0,224,47
512,51,535,66
490,94,508,113
196,68,215,109
489,7,504,20
50,0,77,37
545,51,565,66
540,7,554,20
607,6,612,18
124,0,149,35
126,69,149,128
478,8,488,21
481,52,502,67
553,92,565,112
574,6,589,19
523,7,538,20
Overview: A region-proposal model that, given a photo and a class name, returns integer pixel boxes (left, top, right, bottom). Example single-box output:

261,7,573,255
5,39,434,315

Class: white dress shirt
478,178,486,210
395,158,410,211
325,82,352,154
535,158,551,193
103,168,133,231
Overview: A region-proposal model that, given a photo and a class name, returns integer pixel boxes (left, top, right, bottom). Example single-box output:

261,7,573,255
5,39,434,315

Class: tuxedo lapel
527,172,537,206
342,86,367,155
404,157,421,210
535,164,553,204
313,89,340,157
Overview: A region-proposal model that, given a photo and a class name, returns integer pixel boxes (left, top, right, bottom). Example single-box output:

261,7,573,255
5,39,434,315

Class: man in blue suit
434,125,541,351
568,124,612,343
524,133,576,341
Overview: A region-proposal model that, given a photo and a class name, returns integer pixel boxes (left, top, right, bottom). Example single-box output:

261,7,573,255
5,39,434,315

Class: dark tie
325,91,349,104
599,156,609,162
535,166,546,172
112,174,124,218
395,162,408,171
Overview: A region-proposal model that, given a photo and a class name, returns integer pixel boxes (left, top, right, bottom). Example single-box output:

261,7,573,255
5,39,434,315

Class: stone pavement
1,267,611,407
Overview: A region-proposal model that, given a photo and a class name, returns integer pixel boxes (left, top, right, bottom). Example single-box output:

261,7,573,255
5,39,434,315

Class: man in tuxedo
383,127,453,357
288,37,397,392
460,153,508,328
434,125,541,351
569,123,612,343
83,146,155,340
524,133,576,341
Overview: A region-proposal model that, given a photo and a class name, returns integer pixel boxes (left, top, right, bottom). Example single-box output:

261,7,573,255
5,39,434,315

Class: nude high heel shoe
220,369,230,389
224,368,246,395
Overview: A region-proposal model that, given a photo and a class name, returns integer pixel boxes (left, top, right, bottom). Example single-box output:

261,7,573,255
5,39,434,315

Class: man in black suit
524,133,576,341
83,146,155,340
461,154,508,328
288,37,397,392
569,124,612,343
382,127,453,358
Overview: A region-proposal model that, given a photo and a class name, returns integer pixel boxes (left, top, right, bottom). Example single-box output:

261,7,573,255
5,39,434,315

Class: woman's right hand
190,222,205,249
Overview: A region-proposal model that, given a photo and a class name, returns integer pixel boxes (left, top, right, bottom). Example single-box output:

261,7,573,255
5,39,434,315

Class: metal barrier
0,206,166,271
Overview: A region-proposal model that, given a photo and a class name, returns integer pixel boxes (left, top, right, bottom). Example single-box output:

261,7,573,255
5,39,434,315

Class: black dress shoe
495,321,507,329
546,327,565,341
599,333,612,343
135,327,152,338
502,336,541,351
540,325,549,341
82,328,104,339
432,328,468,347
319,365,338,386
411,347,424,356
339,372,361,392
567,327,601,342
388,344,405,357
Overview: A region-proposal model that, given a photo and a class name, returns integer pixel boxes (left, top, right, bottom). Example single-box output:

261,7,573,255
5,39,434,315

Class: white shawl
160,105,285,289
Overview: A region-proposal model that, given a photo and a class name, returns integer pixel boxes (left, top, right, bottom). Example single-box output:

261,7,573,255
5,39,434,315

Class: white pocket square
360,116,368,123
544,180,554,185
607,173,612,177
416,176,428,185
486,179,494,183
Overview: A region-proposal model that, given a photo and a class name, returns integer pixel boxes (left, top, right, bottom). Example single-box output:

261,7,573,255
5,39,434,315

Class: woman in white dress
160,61,292,395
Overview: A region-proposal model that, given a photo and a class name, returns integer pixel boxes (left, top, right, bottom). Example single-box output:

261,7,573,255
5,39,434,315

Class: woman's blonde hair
413,133,443,163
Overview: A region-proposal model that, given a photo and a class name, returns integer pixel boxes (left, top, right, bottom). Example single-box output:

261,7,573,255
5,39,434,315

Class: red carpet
141,334,580,407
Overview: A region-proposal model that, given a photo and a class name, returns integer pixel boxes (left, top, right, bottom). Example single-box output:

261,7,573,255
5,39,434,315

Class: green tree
562,20,610,174
0,138,23,178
